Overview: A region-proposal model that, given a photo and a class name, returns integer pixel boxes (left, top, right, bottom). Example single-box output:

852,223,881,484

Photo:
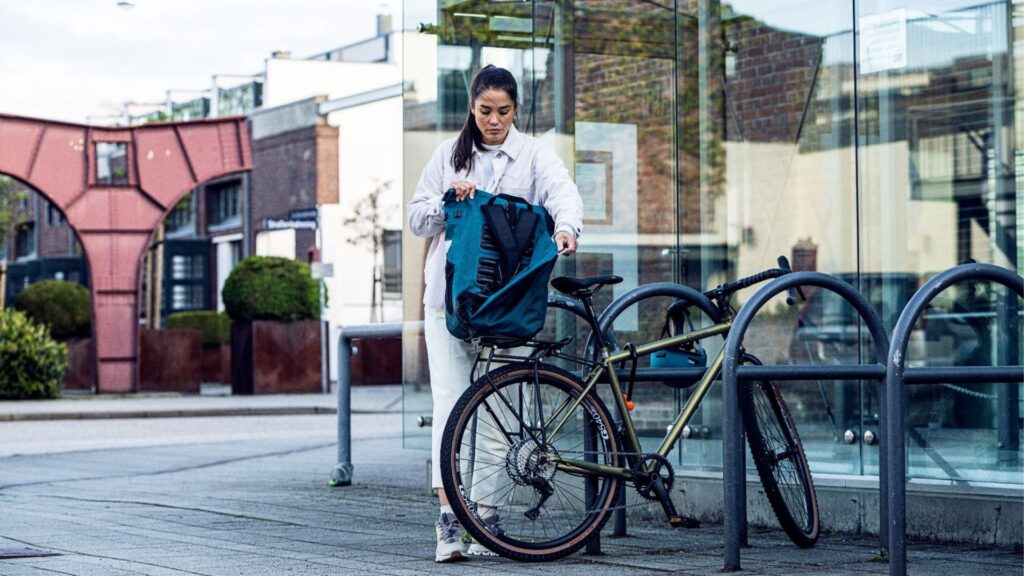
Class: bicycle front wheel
740,378,820,548
440,363,621,561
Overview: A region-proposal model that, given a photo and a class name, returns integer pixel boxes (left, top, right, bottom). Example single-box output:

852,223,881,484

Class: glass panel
401,0,1023,486
565,0,682,457
705,0,860,474
857,0,1021,483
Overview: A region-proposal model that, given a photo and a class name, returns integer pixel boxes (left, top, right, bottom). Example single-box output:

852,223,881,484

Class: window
162,240,209,313
96,142,129,186
46,203,64,227
171,284,205,311
14,223,35,259
170,254,203,281
208,181,241,228
381,229,402,299
165,192,195,234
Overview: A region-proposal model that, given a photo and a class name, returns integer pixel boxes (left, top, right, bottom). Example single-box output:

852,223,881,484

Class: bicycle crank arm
524,477,554,520
650,476,700,529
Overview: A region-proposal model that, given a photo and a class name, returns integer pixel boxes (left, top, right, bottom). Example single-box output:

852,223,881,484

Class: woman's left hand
554,231,577,257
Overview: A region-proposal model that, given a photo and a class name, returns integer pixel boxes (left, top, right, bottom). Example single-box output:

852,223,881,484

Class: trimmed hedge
221,256,321,322
13,280,91,340
0,309,67,399
165,311,231,345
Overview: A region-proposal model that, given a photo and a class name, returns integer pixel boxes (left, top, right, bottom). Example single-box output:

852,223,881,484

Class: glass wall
402,0,1022,486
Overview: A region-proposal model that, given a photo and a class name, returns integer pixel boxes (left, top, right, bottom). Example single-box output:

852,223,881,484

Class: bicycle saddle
550,275,623,296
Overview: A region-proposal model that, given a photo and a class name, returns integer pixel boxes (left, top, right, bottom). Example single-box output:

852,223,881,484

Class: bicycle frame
545,319,733,480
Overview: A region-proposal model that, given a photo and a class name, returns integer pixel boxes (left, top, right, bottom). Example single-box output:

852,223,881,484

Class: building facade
400,0,1022,542
2,15,407,386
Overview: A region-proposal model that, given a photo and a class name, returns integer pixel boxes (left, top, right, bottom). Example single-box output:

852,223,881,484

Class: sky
0,0,397,124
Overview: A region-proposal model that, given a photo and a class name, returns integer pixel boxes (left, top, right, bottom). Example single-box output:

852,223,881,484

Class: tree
342,179,394,322
0,175,29,254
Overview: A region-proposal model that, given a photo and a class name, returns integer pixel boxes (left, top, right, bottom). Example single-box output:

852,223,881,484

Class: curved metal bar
588,282,721,360
721,271,889,571
332,321,415,487
597,282,721,335
885,264,1023,576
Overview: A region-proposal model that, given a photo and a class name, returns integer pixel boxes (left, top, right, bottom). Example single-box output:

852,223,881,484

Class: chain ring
632,453,675,501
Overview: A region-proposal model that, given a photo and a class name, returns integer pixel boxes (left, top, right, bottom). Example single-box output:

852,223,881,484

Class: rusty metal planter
201,343,231,384
231,320,321,395
349,337,401,385
63,337,94,391
139,329,202,393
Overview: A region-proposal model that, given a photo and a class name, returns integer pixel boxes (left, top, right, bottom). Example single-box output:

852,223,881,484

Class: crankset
632,454,700,529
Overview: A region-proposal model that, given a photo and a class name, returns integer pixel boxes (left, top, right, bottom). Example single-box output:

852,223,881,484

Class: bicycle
439,256,819,561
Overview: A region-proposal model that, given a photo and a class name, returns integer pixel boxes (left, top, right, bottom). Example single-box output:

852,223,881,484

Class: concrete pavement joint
0,442,335,491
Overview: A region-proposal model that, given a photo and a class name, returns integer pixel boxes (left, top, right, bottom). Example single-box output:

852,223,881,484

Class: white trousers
425,306,477,490
425,307,513,507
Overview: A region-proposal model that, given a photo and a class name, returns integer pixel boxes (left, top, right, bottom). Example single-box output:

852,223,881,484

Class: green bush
13,280,91,340
165,311,232,345
221,256,321,322
0,309,67,399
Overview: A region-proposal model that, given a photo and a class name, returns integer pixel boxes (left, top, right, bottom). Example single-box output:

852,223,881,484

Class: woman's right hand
450,180,476,202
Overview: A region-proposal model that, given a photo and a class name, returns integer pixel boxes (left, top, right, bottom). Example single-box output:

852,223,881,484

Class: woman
407,65,583,562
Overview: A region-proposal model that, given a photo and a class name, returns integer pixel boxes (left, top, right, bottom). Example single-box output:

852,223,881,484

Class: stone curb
0,406,361,421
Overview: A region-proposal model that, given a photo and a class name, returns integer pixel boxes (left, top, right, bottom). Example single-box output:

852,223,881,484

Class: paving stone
0,411,1019,576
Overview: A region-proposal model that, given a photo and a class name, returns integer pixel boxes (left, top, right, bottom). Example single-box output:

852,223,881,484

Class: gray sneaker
467,513,503,557
435,512,469,563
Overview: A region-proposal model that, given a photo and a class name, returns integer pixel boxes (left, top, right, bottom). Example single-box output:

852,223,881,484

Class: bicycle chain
539,447,677,513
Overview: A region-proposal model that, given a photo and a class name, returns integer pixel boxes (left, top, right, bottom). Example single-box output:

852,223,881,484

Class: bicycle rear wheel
740,377,820,548
440,363,621,561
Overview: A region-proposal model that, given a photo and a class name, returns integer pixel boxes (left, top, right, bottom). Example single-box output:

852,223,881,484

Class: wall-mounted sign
264,218,317,231
859,8,907,74
311,262,334,279
289,208,319,221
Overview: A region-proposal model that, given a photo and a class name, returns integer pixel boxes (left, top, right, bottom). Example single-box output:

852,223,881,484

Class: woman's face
472,89,515,146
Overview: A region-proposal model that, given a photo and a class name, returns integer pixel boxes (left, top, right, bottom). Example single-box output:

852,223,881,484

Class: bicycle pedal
669,515,701,529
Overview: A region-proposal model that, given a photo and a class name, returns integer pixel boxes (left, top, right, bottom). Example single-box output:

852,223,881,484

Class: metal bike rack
330,321,420,487
884,263,1023,576
721,271,890,572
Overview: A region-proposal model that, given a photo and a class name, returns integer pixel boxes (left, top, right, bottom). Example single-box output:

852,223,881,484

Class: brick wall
249,124,338,256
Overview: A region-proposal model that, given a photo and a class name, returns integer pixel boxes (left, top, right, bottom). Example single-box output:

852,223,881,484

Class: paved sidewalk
0,385,402,421
1,407,1021,575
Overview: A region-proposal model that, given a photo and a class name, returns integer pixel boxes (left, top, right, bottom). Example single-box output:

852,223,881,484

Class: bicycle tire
440,362,621,561
739,374,820,548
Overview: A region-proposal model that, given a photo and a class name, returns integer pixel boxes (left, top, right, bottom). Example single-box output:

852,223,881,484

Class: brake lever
776,255,802,306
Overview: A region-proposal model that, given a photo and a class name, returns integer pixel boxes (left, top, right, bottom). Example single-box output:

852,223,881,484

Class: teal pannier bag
443,189,558,342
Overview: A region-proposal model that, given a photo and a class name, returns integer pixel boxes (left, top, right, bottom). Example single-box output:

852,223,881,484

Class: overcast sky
0,0,397,124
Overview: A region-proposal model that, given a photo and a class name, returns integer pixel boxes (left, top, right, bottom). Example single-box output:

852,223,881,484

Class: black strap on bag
481,203,539,283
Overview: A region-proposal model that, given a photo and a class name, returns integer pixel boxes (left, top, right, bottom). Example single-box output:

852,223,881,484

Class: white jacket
408,125,584,309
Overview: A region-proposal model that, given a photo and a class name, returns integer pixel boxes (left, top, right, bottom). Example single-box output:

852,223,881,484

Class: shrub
13,280,91,340
0,309,67,399
165,311,232,345
221,256,321,322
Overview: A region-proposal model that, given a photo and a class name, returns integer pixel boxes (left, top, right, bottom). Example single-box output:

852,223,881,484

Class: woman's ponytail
451,111,481,174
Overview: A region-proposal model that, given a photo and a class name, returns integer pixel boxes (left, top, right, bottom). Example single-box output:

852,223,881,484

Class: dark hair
451,65,519,174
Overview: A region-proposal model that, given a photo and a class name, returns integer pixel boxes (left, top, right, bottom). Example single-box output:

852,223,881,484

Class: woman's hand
450,180,476,201
554,231,577,257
